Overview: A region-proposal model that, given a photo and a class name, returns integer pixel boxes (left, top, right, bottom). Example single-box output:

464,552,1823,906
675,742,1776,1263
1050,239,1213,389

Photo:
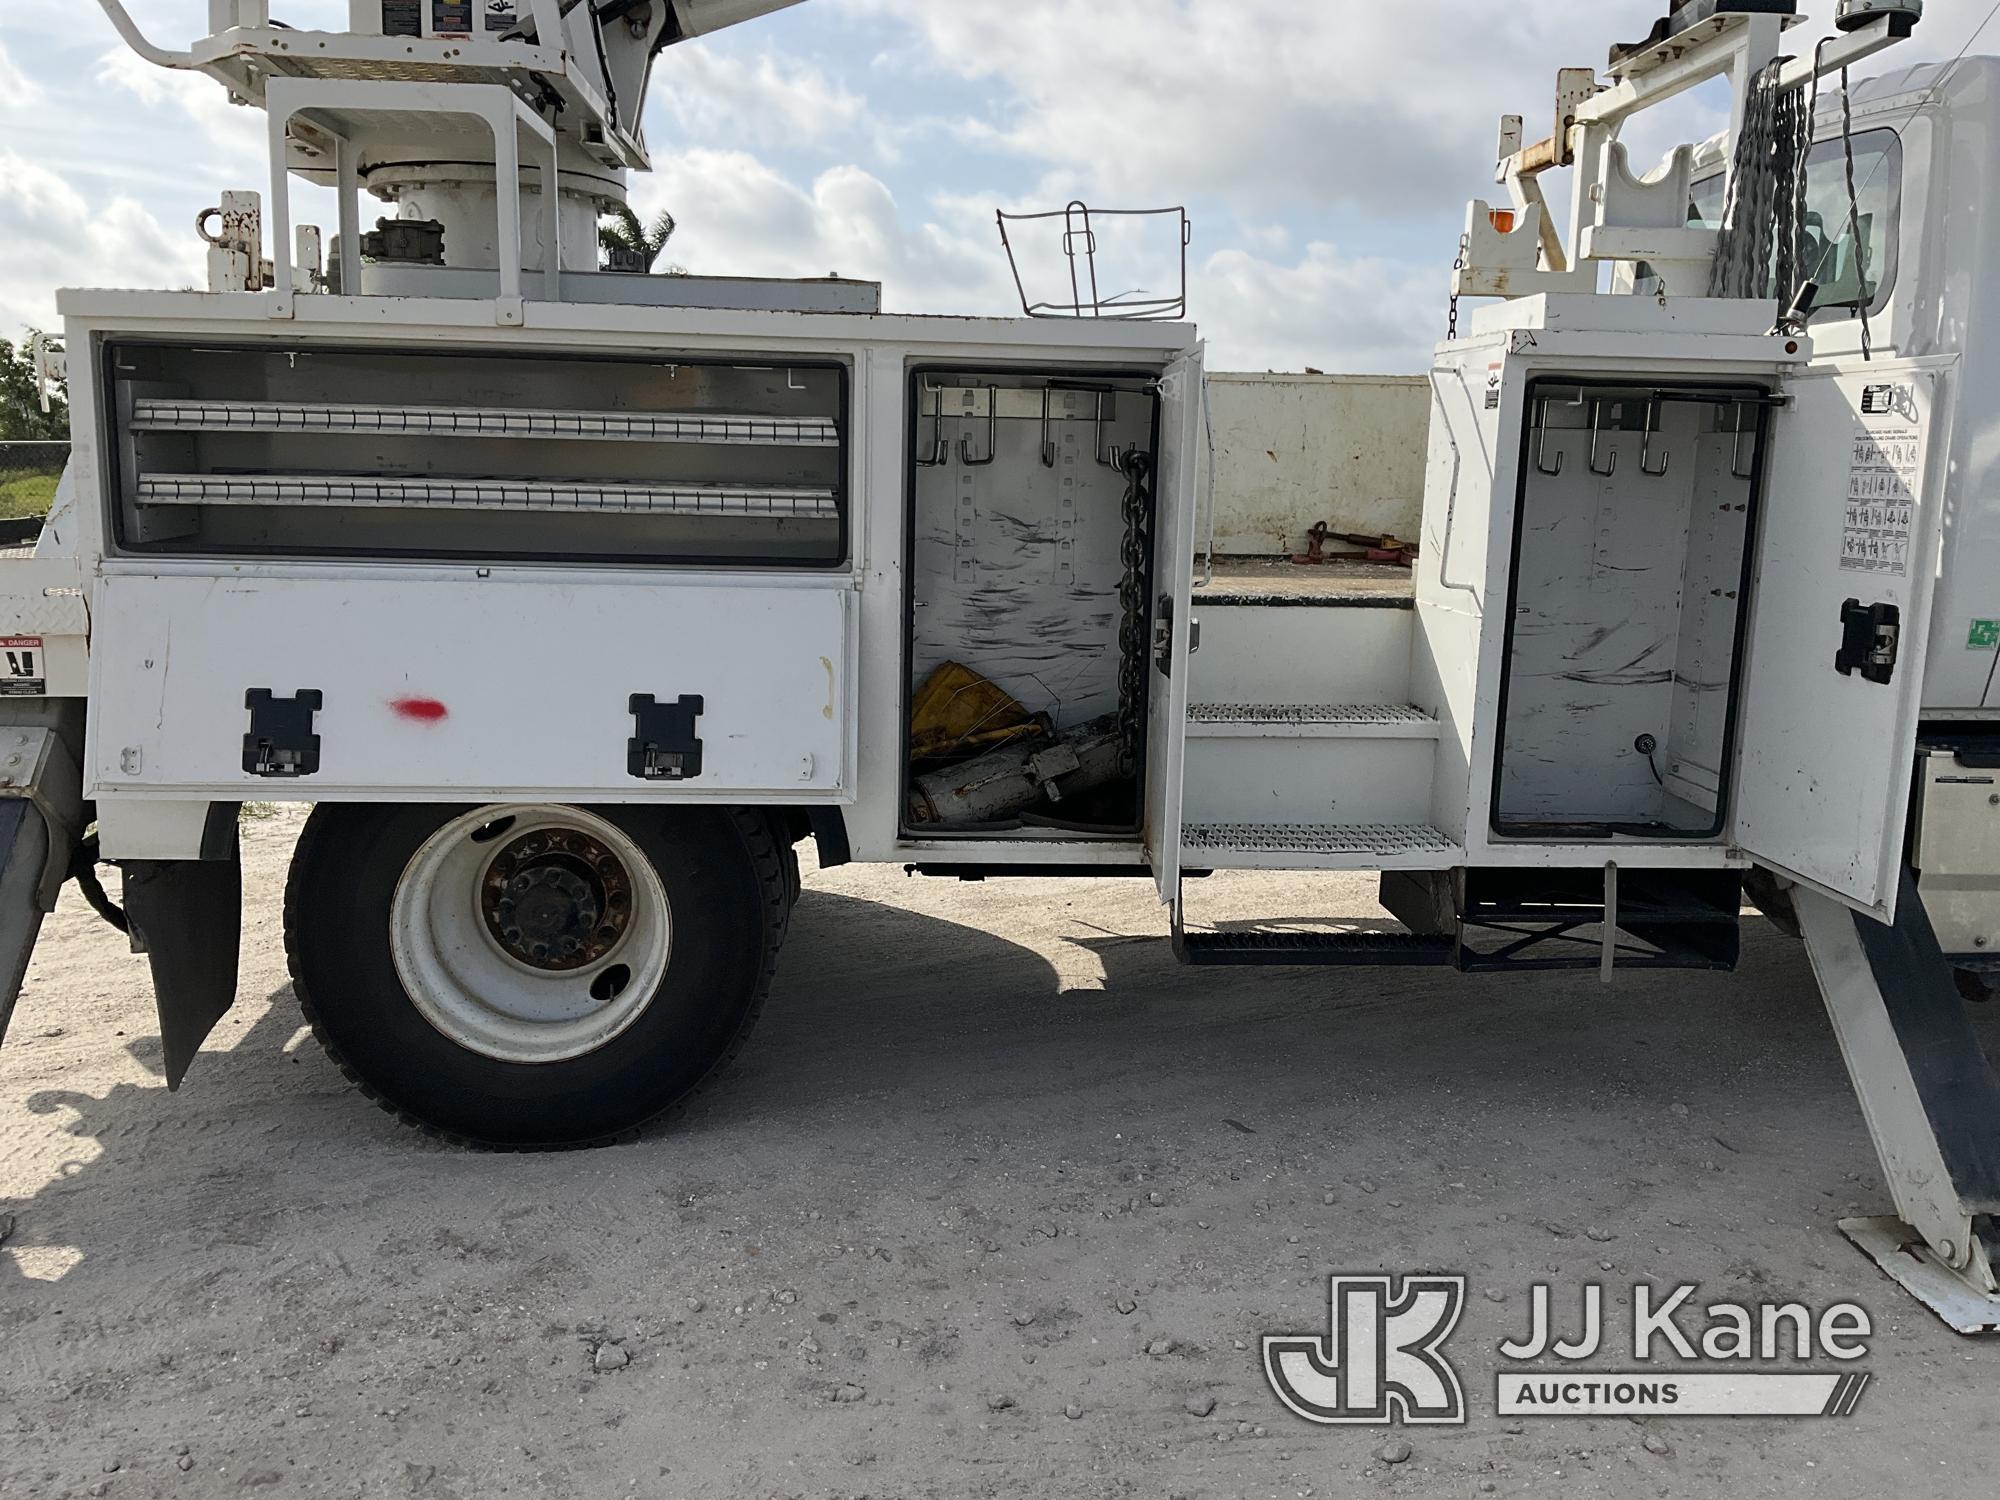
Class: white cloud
629,145,1439,369
92,47,266,174
0,150,201,334
845,0,1988,218
1196,243,1442,374
844,0,1605,218
5,0,1989,371
650,47,880,156
0,41,43,110
631,149,1017,313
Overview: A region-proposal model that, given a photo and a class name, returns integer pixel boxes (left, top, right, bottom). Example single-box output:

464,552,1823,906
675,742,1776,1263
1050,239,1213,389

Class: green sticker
1971,620,2000,650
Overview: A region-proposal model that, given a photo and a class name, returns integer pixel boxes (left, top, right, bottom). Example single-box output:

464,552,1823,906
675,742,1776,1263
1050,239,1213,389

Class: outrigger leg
1795,871,2000,1333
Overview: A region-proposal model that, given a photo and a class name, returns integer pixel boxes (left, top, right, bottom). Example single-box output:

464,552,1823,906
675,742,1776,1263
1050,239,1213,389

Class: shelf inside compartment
135,474,838,519
127,399,841,448
106,342,848,565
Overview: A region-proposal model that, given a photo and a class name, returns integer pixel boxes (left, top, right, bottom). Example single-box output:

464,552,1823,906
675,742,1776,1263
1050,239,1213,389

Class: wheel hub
480,828,632,971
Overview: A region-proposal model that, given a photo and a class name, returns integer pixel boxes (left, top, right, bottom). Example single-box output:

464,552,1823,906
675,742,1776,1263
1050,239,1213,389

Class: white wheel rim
390,806,672,1065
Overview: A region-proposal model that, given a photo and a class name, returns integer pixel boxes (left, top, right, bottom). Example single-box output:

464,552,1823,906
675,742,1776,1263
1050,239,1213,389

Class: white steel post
335,135,362,297
1794,878,2000,1332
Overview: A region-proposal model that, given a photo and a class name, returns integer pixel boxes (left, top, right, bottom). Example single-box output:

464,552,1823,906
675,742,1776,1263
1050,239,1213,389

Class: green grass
0,472,58,521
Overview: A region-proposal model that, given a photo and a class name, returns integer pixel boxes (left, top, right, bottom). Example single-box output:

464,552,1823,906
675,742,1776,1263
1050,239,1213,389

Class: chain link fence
0,440,67,548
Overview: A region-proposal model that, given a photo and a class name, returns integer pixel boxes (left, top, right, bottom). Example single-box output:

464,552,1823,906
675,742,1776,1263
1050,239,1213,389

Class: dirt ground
2,807,1995,1499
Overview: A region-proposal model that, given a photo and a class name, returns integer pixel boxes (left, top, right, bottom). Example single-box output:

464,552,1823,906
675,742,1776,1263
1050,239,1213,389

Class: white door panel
1734,359,1954,919
1147,345,1205,901
87,574,853,799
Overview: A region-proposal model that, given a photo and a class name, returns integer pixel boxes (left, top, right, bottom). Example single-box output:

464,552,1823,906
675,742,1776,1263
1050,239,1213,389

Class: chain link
1115,451,1153,778
1446,243,1465,341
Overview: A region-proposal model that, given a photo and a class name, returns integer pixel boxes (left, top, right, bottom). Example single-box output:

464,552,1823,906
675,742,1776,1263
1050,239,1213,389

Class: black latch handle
628,695,705,781
243,689,323,778
1835,599,1902,686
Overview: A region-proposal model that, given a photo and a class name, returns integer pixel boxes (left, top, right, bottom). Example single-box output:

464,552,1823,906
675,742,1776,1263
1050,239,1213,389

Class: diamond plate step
1182,822,1462,872
1186,704,1440,739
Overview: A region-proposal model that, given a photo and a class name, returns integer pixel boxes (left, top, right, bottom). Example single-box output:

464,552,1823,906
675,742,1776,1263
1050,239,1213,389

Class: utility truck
3,0,1999,1331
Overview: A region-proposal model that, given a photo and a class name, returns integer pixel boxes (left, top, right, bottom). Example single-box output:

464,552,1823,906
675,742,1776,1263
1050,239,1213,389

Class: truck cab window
1688,128,1901,314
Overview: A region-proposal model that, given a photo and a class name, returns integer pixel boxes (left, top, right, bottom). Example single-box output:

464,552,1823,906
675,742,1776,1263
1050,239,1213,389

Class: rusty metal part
480,826,633,972
1291,524,1419,569
1506,67,1601,178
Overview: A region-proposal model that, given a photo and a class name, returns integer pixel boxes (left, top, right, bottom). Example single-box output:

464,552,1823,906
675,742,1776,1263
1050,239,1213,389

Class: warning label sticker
0,635,45,697
1843,421,1922,576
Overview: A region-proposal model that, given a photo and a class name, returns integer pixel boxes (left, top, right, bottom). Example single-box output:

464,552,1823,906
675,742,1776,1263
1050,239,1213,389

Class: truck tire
285,803,788,1149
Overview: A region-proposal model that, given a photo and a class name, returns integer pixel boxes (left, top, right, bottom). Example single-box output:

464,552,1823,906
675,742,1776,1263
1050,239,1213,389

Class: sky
0,0,1991,372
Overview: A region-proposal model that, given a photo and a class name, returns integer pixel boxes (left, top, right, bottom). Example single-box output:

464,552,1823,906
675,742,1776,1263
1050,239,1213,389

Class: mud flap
0,800,55,1047
0,713,85,1048
122,829,243,1091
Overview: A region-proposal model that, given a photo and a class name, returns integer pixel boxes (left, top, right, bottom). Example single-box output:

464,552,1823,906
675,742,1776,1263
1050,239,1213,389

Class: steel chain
1116,452,1153,778
1446,244,1465,341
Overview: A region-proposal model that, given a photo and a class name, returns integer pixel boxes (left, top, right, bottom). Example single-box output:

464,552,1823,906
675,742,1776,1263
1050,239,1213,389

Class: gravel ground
2,806,1995,1499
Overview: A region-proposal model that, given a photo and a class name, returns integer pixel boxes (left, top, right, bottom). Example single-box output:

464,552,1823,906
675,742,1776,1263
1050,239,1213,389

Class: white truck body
6,0,1999,1328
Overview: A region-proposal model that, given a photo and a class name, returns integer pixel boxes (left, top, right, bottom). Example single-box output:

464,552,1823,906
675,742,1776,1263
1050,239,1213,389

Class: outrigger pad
123,833,243,1091
1841,1217,2000,1335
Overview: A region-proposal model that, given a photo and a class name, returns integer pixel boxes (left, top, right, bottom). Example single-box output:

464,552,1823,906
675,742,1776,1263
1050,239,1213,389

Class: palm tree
599,205,681,273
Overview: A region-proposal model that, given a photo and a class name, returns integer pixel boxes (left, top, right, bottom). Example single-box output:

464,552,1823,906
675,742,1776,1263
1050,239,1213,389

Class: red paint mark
391,697,449,723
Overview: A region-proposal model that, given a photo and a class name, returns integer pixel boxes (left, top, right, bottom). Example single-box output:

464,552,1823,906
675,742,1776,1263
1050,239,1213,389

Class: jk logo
1263,1275,1468,1426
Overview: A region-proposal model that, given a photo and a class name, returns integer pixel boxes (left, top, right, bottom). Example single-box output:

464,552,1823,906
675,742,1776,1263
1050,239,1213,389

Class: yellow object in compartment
909,663,1050,761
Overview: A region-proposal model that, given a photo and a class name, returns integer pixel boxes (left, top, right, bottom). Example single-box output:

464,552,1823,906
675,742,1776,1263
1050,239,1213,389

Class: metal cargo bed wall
1205,373,1430,553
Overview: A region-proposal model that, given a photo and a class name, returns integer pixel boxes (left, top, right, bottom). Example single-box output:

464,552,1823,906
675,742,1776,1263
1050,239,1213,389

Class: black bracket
628,695,705,781
1836,599,1902,685
243,689,322,778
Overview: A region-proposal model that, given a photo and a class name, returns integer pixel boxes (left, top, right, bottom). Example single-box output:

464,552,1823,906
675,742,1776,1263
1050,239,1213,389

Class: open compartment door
1733,359,1953,920
1147,344,1206,902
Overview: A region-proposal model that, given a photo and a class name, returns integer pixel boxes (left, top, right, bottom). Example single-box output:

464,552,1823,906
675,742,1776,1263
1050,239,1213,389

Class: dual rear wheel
285,803,791,1148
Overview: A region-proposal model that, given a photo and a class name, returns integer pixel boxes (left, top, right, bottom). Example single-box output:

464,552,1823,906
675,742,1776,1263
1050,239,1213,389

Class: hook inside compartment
1640,399,1671,478
916,381,950,468
959,386,998,467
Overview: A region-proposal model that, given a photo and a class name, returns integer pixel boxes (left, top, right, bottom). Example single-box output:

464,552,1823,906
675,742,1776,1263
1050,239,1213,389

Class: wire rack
996,202,1191,321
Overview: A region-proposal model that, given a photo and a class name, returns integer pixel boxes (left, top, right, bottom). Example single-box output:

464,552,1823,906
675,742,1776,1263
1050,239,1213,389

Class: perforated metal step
1186,704,1440,739
1174,929,1456,968
1182,823,1461,871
